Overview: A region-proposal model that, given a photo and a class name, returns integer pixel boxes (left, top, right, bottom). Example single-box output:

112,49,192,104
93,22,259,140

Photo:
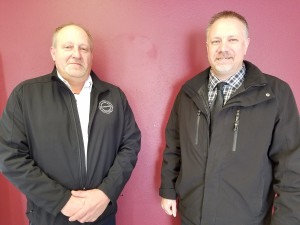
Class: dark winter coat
0,68,141,225
160,61,300,225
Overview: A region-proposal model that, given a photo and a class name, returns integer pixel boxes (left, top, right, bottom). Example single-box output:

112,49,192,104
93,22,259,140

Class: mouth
216,57,233,63
68,63,83,68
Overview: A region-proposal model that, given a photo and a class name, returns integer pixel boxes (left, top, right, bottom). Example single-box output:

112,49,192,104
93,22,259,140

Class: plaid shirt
208,63,246,107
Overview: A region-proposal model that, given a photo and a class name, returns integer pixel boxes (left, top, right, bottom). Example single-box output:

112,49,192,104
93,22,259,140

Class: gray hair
206,11,249,38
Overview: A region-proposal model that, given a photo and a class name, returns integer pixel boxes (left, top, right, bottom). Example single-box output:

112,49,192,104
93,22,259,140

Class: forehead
56,25,90,45
208,18,246,38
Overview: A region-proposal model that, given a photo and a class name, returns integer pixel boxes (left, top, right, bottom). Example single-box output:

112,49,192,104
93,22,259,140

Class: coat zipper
195,110,201,145
70,93,86,189
232,109,240,152
58,79,86,189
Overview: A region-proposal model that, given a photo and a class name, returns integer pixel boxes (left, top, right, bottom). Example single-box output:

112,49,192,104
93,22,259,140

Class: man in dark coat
0,23,141,225
160,11,300,225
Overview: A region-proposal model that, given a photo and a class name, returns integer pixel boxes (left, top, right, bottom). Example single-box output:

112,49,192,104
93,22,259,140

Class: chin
67,69,86,77
215,65,233,74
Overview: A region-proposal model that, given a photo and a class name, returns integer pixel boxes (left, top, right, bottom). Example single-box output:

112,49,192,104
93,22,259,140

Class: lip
216,57,232,61
69,62,82,66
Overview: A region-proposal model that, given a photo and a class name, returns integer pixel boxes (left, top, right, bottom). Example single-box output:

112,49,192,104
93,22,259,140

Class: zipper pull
195,110,201,145
232,109,240,152
233,109,240,131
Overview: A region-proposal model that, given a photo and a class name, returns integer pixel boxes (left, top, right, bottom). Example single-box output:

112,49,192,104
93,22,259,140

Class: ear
50,46,56,61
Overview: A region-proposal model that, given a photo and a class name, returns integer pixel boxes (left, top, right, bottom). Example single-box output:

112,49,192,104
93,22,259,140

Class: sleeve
0,87,71,216
159,91,182,200
98,90,141,202
270,83,300,224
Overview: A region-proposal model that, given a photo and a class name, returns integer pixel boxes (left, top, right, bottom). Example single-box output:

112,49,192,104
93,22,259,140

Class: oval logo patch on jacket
99,100,113,114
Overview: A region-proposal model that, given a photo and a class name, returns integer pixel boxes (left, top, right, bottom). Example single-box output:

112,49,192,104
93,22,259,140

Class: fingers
71,190,86,197
61,195,84,217
161,198,177,217
68,199,85,222
68,201,98,223
68,189,109,223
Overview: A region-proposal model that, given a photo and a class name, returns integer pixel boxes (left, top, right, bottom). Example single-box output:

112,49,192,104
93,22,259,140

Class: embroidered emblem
99,100,113,114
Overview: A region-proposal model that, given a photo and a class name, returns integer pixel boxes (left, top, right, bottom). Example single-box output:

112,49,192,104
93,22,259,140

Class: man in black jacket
160,11,300,225
0,23,141,225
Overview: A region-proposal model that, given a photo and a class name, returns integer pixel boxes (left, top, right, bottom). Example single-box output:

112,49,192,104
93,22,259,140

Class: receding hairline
52,23,93,50
206,11,249,38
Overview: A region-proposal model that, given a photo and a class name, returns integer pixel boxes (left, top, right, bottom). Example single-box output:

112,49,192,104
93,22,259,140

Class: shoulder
91,72,128,103
244,60,291,91
12,73,53,95
183,67,210,91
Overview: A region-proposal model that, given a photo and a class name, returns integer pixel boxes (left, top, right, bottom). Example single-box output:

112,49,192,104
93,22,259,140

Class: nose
219,40,229,52
72,47,81,58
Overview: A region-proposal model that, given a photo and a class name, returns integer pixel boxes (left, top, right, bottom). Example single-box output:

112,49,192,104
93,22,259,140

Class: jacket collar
243,61,268,88
183,61,267,93
50,66,110,94
182,60,274,110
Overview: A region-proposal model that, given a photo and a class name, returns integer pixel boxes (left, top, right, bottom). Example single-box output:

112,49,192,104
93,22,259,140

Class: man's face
206,17,250,80
50,25,93,83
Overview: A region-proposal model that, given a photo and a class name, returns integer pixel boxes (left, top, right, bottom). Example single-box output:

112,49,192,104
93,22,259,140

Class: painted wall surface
0,1,299,225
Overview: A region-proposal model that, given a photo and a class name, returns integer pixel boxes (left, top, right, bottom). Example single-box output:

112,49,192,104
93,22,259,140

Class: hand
68,189,110,223
161,198,177,217
61,195,84,217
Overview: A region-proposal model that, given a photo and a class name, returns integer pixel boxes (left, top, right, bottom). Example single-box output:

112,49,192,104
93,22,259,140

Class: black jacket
0,68,141,225
160,61,300,225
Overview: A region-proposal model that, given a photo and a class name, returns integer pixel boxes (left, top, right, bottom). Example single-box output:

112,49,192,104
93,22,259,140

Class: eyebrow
211,34,240,39
61,42,90,47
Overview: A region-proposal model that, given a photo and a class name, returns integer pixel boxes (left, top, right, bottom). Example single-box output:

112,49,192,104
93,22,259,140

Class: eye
81,47,88,52
64,45,73,50
211,40,220,45
80,46,90,52
229,38,238,43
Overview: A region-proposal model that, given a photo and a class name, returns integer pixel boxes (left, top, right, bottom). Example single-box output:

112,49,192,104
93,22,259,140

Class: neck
67,79,86,94
57,72,89,94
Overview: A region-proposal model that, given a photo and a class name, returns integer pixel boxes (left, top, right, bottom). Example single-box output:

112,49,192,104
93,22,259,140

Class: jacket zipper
70,93,86,189
195,110,201,145
232,109,240,152
58,79,86,189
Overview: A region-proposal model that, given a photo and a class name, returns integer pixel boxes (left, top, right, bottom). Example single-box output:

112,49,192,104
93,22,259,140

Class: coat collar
50,67,110,94
183,61,268,94
182,61,274,110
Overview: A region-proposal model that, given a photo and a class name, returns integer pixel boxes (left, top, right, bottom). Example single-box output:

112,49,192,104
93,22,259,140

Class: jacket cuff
159,188,177,200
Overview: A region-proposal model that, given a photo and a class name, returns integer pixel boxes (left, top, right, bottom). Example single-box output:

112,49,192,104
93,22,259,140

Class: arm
98,91,141,202
270,83,300,224
0,88,70,216
159,93,182,209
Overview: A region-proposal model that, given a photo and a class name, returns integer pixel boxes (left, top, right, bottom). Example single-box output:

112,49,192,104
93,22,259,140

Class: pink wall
0,1,299,225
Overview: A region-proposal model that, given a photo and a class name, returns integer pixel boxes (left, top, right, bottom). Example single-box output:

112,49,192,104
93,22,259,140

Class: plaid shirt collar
209,63,246,91
208,63,246,105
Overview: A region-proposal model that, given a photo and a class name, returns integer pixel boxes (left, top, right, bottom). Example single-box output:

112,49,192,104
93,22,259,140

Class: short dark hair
206,11,249,38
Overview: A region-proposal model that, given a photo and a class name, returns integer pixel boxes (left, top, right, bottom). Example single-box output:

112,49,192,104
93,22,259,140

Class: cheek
56,53,68,62
85,56,93,66
234,47,246,58
207,47,215,59
235,43,248,55
208,49,219,63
